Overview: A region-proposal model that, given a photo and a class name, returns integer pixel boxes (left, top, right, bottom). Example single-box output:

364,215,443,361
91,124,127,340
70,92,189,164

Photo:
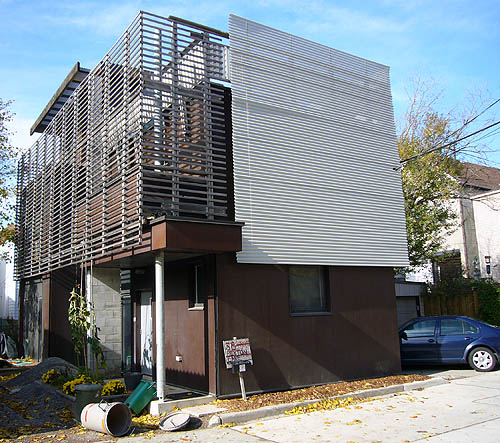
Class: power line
399,119,500,165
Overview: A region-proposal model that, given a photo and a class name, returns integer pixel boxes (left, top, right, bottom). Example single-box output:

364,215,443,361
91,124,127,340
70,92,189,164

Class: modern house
15,12,409,398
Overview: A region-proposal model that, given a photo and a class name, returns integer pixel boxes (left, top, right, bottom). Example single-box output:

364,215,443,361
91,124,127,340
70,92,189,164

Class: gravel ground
0,361,430,443
5,357,77,388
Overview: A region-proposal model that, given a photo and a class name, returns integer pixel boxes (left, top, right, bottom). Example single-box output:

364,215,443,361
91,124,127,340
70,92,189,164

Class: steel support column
155,250,165,400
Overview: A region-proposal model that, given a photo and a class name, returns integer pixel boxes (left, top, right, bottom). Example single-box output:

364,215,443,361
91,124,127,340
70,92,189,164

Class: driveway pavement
123,368,500,443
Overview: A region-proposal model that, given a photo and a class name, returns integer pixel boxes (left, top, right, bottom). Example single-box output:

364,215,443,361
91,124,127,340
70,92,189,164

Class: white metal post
85,266,92,371
155,251,165,401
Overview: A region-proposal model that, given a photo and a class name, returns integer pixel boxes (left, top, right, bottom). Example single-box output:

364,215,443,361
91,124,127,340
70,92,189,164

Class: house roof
30,62,90,135
461,162,500,191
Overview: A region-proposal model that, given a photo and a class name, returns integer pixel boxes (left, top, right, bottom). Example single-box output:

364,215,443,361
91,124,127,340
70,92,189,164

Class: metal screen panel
229,15,409,266
15,12,229,279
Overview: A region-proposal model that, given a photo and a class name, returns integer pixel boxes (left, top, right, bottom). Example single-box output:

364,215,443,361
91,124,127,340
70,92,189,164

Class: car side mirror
399,331,408,340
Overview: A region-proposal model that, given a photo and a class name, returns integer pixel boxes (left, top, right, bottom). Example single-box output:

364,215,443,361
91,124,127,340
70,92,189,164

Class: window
440,318,479,336
403,319,436,338
189,264,206,309
289,265,329,314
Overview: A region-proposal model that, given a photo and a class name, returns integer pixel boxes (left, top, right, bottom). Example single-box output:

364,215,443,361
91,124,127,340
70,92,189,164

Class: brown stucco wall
215,253,401,396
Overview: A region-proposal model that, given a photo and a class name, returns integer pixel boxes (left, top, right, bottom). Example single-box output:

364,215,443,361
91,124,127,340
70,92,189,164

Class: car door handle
428,339,435,343
464,337,473,341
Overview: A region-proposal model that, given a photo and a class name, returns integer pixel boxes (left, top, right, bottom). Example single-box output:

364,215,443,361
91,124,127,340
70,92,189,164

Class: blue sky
1,0,499,165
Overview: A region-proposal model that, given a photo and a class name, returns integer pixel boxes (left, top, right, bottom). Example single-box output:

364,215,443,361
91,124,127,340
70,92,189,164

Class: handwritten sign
223,338,253,369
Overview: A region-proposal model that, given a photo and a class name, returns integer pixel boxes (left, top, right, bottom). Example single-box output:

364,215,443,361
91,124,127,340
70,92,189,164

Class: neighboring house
15,13,409,398
399,162,500,323
433,162,500,282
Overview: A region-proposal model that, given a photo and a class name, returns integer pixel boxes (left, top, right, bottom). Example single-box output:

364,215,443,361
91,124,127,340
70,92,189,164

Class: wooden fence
422,293,480,318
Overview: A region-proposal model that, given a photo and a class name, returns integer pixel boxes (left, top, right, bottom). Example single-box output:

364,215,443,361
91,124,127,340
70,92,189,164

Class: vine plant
68,287,106,377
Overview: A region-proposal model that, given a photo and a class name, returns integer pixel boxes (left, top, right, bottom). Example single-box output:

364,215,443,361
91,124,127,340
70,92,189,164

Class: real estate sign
222,337,253,369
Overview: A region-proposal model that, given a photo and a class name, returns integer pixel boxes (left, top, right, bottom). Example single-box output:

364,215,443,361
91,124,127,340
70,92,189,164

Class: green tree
398,79,497,268
0,98,17,245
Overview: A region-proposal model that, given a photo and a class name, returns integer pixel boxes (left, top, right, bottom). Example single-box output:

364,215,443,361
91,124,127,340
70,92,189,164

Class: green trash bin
124,380,157,414
73,383,102,420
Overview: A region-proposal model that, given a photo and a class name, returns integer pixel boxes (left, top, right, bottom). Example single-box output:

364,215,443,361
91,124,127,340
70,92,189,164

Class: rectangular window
289,265,329,314
189,264,206,309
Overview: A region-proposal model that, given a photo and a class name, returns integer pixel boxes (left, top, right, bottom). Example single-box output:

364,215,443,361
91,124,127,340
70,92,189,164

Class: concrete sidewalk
120,368,500,442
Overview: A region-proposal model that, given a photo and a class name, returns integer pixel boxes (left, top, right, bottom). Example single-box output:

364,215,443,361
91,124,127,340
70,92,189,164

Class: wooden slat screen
15,12,229,279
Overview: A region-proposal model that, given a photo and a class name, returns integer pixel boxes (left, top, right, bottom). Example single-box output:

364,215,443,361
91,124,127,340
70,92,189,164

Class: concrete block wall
89,268,122,375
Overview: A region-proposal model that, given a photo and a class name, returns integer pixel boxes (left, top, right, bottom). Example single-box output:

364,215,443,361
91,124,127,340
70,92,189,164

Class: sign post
222,337,253,401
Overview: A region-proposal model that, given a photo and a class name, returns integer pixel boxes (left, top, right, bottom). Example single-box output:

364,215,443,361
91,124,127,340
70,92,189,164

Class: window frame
289,265,330,316
188,263,206,310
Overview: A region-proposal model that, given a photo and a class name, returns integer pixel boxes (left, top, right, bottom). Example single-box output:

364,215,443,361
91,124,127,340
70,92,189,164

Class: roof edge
30,62,90,135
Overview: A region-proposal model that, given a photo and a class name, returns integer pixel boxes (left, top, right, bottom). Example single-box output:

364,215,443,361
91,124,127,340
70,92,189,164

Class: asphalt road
124,367,500,443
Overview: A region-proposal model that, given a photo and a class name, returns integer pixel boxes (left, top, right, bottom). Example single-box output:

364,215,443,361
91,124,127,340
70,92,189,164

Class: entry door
140,292,153,375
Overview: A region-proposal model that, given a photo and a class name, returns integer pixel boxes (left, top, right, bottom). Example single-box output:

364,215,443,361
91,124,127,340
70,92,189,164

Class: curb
210,377,449,426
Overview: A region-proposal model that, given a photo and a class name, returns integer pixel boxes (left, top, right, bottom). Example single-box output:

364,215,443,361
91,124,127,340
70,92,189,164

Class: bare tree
397,77,499,268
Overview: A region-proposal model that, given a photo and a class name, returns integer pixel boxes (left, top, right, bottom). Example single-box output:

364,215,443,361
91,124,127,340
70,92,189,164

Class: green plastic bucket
124,380,157,414
73,384,102,420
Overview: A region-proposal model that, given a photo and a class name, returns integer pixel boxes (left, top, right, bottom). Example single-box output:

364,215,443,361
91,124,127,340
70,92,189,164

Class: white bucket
81,401,132,437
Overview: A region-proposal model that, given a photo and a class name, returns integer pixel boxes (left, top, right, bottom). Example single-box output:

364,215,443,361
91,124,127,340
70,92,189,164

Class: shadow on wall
217,254,401,395
250,347,290,391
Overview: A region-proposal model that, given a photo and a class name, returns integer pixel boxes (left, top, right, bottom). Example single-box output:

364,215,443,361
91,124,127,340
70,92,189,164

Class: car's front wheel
468,347,497,372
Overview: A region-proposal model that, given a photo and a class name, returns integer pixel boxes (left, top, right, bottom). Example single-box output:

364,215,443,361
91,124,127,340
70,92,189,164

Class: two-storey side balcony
15,12,234,279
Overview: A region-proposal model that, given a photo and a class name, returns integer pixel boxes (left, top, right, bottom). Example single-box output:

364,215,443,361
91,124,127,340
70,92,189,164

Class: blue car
399,315,500,372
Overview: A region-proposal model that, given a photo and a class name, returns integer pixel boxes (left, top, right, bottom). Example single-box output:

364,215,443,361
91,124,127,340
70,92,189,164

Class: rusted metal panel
41,276,51,360
163,262,208,392
151,223,167,250
215,253,401,396
165,220,242,251
49,267,78,363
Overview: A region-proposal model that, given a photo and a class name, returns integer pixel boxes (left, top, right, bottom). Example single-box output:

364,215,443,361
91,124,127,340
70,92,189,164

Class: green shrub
477,281,500,326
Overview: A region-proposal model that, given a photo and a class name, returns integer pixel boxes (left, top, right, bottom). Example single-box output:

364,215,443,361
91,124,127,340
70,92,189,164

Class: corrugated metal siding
229,15,409,266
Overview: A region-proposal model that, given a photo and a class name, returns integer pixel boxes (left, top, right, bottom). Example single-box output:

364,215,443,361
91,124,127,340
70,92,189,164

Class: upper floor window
289,265,329,315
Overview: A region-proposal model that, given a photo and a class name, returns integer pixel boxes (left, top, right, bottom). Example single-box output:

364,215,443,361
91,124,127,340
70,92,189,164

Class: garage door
396,297,419,326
